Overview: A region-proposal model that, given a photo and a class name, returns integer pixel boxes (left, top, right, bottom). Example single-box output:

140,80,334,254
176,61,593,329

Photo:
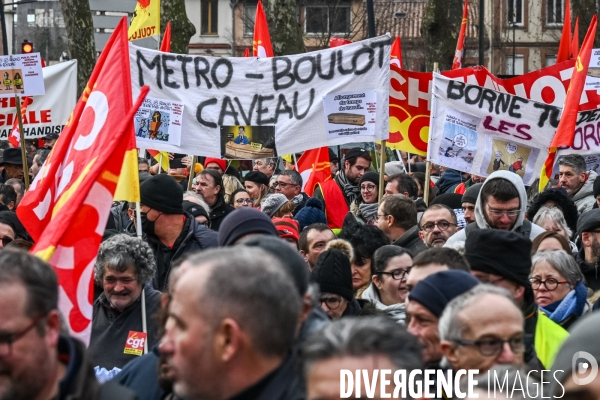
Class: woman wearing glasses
229,188,253,209
361,245,411,324
530,250,590,330
348,171,380,225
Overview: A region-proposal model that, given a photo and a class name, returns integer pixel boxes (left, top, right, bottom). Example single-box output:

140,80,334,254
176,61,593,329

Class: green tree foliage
161,0,196,54
264,0,306,56
420,0,464,71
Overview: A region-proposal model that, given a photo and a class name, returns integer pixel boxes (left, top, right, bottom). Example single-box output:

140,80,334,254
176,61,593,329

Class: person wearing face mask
140,174,218,291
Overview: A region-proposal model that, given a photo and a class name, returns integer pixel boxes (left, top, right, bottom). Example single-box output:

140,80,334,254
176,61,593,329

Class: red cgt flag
557,0,572,63
160,21,171,52
297,147,332,197
17,17,149,344
8,96,29,148
330,37,352,48
253,0,274,58
391,37,402,69
452,0,468,70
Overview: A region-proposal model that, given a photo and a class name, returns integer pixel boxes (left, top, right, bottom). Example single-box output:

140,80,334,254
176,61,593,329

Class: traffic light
21,40,33,54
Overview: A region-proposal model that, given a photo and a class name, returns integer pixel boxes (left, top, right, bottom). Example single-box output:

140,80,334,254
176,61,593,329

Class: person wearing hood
530,250,591,331
445,170,546,247
574,209,600,291
435,168,469,194
361,245,411,324
558,154,597,215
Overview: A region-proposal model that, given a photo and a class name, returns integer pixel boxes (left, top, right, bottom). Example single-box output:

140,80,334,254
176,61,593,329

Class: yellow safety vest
535,310,569,369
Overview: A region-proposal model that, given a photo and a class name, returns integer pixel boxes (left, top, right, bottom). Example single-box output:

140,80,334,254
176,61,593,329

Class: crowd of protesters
2,141,600,399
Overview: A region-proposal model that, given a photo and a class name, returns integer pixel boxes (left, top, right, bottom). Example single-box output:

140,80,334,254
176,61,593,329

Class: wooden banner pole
16,96,29,189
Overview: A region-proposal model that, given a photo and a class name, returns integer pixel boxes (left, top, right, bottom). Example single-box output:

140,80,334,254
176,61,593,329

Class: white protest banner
134,96,184,146
130,36,390,156
428,74,560,185
0,53,45,98
0,60,76,140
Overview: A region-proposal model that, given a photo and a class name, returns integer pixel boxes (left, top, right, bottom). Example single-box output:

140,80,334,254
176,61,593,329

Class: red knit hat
204,157,227,172
272,218,300,242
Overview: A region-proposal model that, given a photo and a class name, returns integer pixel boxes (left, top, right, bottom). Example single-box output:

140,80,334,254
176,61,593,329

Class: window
506,54,524,75
244,4,256,37
545,55,557,66
27,9,35,26
507,0,523,26
305,6,350,34
547,0,563,25
201,0,218,35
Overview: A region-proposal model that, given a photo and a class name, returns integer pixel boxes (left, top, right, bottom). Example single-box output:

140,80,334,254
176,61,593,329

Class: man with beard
140,174,218,291
0,249,136,400
445,170,545,247
558,154,596,215
418,204,458,248
314,148,371,230
574,209,600,291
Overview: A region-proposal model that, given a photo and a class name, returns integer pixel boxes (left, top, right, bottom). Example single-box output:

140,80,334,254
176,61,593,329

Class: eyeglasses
421,220,456,232
486,205,520,218
377,214,389,219
379,268,410,280
235,198,253,205
0,236,13,247
320,295,343,310
0,316,44,357
529,277,570,291
452,336,525,357
361,184,377,191
274,181,297,188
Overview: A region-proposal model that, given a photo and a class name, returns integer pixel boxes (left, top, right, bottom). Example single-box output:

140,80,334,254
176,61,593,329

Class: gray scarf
358,202,379,224
290,193,304,207
336,170,360,203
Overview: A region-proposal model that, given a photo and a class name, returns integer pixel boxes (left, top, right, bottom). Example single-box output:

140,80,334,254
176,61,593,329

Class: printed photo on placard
436,110,479,172
134,97,183,147
322,90,377,139
485,139,532,179
220,125,276,160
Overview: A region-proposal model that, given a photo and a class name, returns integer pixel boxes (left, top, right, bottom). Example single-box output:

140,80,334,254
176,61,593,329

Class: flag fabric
571,17,579,58
452,0,469,70
253,0,274,58
244,48,250,57
147,149,170,171
128,0,160,41
8,96,29,148
297,147,332,196
17,17,150,344
160,21,171,52
540,15,597,191
557,0,571,63
390,37,402,68
330,37,353,48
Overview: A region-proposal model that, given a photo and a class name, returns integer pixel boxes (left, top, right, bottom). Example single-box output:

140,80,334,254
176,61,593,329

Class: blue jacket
436,169,466,194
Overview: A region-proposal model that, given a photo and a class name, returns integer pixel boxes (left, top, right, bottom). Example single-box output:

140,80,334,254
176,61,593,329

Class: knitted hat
461,183,483,205
310,249,354,301
260,194,289,217
0,211,31,242
218,207,278,246
464,229,531,287
140,174,183,214
204,157,227,172
408,270,479,318
359,171,379,186
273,217,300,242
182,200,210,220
577,208,600,237
244,171,270,186
385,161,406,176
429,193,463,209
344,147,369,162
294,198,326,231
241,235,309,295
594,178,600,198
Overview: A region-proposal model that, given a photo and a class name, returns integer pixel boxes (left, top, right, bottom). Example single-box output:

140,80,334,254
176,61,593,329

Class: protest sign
389,60,600,156
0,60,76,140
134,96,183,146
0,53,44,98
554,108,600,163
130,36,391,156
428,74,560,184
220,125,276,159
323,90,377,139
585,48,600,89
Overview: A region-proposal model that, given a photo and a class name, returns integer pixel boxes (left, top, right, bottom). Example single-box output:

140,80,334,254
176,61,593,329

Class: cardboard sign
123,330,147,356
134,96,184,147
0,53,45,98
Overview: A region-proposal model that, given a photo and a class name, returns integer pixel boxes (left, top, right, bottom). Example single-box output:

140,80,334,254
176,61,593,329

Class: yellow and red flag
391,37,402,68
571,17,579,58
557,0,571,63
128,0,160,40
540,15,597,191
8,96,29,148
297,147,332,197
17,17,149,344
452,0,469,70
253,0,274,58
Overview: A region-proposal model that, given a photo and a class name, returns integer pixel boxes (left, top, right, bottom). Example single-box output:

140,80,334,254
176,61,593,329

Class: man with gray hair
253,157,277,179
89,234,162,370
558,154,597,214
275,169,309,215
159,246,303,400
302,317,422,399
5,178,24,207
439,285,525,373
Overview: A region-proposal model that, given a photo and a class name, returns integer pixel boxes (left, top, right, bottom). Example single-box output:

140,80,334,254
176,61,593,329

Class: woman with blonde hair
244,171,270,208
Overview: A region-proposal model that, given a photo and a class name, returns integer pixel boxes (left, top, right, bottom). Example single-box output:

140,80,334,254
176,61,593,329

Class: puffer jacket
572,170,597,215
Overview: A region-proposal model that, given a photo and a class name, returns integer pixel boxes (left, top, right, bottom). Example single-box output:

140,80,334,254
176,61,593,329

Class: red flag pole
16,96,29,189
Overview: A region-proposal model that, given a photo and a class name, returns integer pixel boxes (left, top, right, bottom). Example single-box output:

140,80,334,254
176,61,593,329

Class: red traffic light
21,41,33,54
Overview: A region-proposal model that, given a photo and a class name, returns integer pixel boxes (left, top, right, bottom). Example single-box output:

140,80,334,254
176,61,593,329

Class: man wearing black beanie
140,174,218,291
464,229,568,370
310,249,363,319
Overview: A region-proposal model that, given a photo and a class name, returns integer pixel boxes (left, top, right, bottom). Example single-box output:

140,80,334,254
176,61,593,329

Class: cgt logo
128,336,146,349
124,330,147,356
572,351,599,385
